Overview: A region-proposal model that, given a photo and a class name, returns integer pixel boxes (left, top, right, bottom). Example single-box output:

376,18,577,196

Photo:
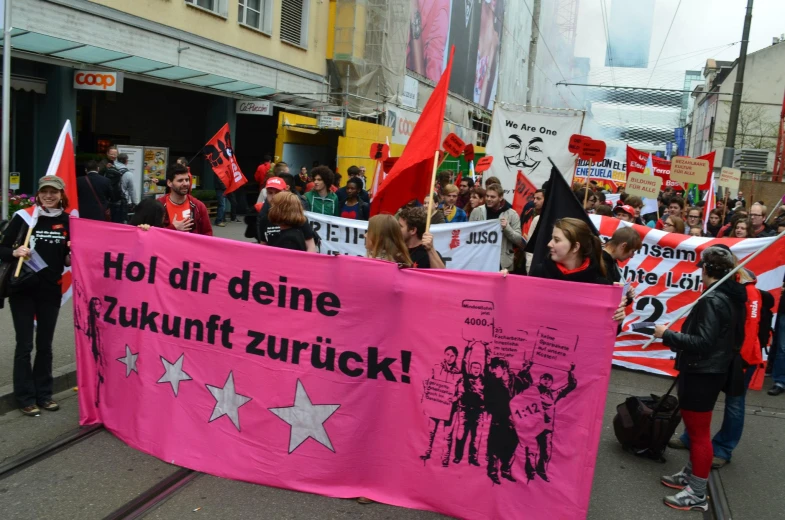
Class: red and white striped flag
702,174,717,233
591,215,785,376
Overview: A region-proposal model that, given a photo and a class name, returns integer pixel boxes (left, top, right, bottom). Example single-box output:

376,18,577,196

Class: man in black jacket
77,160,112,221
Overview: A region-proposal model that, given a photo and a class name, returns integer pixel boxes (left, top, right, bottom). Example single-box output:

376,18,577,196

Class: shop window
239,0,272,34
185,0,228,17
280,0,309,48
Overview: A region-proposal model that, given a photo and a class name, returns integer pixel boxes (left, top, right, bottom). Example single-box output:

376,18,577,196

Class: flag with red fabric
370,48,455,216
626,145,715,191
512,171,537,215
204,124,247,195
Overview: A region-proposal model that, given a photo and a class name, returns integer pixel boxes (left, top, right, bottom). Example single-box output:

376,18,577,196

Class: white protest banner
484,105,583,201
591,215,785,376
306,212,502,272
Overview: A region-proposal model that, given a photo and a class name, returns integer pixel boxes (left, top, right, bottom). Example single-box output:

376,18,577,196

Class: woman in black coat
654,245,746,511
0,176,72,416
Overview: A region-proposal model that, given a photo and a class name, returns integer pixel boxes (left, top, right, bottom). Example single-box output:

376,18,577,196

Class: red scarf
556,257,590,276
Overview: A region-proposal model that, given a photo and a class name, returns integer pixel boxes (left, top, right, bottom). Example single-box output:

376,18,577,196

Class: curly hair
310,166,335,188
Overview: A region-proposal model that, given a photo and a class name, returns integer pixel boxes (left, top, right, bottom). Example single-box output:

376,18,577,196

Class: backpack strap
84,175,105,211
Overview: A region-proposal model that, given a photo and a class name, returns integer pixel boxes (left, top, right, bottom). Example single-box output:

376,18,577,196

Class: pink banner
71,218,622,520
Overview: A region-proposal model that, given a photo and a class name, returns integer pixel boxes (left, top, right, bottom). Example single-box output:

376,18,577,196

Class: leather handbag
0,223,28,303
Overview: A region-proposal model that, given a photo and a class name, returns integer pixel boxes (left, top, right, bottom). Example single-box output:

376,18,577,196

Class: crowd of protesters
4,151,785,515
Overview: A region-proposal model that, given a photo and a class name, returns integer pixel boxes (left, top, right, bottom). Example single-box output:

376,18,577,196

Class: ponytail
590,234,607,278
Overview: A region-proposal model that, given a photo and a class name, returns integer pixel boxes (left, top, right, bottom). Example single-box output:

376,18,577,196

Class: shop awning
0,74,47,94
1,29,338,111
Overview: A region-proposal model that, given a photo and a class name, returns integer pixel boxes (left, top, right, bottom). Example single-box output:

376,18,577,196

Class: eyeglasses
664,222,674,228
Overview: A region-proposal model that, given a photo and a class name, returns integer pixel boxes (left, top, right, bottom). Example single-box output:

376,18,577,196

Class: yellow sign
718,167,741,192
10,173,20,190
625,171,662,199
671,157,710,184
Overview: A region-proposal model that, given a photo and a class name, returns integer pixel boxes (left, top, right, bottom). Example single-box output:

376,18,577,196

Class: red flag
512,171,537,215
371,48,455,216
204,124,247,195
626,145,715,191
48,121,78,215
455,171,462,189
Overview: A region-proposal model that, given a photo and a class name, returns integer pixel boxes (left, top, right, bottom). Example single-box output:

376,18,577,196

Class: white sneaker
663,485,708,511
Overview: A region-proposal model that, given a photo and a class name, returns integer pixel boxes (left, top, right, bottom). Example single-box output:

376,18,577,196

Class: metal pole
642,227,785,350
723,0,754,168
1,0,11,221
525,0,541,110
766,196,783,222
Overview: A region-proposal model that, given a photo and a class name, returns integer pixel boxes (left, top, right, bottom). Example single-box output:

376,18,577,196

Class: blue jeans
215,189,226,224
679,366,756,461
772,314,785,388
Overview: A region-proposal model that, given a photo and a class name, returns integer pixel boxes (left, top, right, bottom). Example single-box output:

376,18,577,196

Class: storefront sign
236,100,272,116
401,75,418,109
318,116,345,130
9,172,19,190
74,71,124,92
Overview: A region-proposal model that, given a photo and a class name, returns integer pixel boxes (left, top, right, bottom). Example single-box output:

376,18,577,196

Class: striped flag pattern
591,215,784,376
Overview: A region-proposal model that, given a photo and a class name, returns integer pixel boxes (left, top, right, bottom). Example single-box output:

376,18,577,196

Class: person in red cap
613,204,635,223
256,177,318,252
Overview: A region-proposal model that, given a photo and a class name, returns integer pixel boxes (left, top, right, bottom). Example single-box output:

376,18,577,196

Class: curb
0,364,77,416
708,468,731,520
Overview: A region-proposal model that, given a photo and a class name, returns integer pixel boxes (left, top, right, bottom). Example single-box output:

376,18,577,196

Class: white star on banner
269,380,340,454
205,372,252,431
116,345,138,377
157,354,192,397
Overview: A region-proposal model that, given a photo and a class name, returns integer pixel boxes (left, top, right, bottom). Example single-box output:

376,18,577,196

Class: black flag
525,158,599,276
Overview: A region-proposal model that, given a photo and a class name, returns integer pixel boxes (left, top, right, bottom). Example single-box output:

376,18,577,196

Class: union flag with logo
204,123,247,195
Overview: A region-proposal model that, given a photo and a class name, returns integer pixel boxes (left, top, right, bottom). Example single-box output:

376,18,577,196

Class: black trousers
10,284,61,407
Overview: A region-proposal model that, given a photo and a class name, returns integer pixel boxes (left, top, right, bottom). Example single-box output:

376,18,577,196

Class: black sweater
0,213,70,286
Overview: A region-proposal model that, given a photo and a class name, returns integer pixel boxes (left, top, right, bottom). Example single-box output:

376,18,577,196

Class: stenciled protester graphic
519,363,578,482
73,280,106,407
420,346,461,466
452,342,486,466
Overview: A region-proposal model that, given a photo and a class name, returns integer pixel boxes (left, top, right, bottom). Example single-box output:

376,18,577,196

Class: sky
573,0,784,89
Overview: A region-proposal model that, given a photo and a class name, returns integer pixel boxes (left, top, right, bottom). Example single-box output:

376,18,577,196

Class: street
1,222,783,519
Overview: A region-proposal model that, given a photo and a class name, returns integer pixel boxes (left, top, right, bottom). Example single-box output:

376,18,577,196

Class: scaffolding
331,0,409,121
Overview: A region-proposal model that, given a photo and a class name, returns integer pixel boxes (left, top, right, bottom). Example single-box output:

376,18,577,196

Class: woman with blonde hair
266,191,308,251
365,214,412,266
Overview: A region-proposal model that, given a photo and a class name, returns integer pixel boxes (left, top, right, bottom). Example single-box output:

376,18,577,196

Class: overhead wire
646,0,683,87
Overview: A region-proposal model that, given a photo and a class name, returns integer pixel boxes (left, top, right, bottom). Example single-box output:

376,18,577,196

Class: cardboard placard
369,143,390,161
625,171,662,199
464,144,475,162
670,156,710,184
718,167,741,192
568,134,588,154
443,133,466,157
475,156,493,173
578,139,606,162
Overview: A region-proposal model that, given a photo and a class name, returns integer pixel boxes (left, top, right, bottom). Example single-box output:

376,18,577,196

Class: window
185,0,228,17
280,0,310,48
239,0,272,34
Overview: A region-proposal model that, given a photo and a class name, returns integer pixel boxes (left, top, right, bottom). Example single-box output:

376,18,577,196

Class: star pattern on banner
269,380,340,454
205,371,252,431
157,354,192,397
116,345,138,378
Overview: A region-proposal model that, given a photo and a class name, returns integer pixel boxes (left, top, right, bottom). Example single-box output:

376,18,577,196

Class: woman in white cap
0,175,72,416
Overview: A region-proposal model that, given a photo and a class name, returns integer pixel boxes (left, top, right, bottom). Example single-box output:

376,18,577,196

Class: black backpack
103,165,126,205
613,377,682,462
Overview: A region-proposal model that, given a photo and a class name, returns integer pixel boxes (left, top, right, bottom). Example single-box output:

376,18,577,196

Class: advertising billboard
406,0,505,109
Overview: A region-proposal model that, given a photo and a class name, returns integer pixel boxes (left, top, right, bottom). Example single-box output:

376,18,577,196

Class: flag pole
14,225,34,277
582,159,593,210
642,228,785,350
425,150,440,232
721,189,729,223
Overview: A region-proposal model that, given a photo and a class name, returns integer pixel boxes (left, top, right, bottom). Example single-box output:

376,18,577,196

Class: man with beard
469,184,523,271
161,164,212,235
